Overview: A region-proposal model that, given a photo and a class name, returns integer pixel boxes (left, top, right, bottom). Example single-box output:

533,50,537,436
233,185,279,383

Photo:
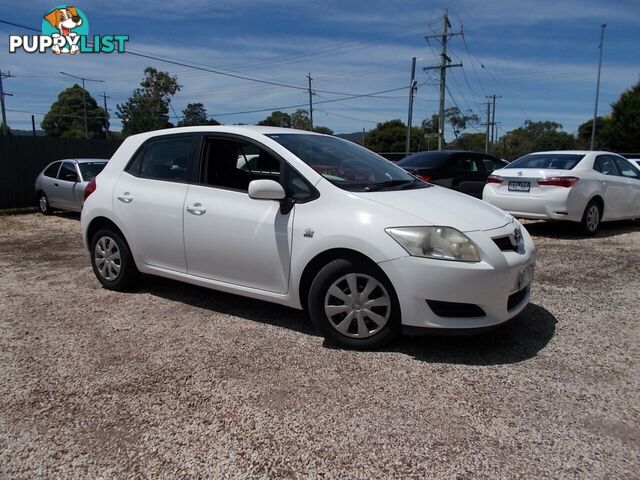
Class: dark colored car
397,150,509,198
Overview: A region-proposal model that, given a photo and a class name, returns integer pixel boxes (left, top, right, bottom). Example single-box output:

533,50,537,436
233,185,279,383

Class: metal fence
0,136,122,210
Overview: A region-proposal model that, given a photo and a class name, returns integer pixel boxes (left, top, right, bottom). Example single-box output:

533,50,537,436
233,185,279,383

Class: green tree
450,132,486,152
117,67,181,136
41,84,106,138
258,111,291,127
498,120,577,160
291,109,311,130
0,123,12,136
177,102,220,127
576,116,612,149
365,119,422,153
313,126,334,135
444,106,479,139
607,81,640,152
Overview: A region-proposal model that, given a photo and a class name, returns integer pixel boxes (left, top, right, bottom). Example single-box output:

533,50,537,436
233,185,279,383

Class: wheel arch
588,194,604,217
298,248,394,312
86,216,134,258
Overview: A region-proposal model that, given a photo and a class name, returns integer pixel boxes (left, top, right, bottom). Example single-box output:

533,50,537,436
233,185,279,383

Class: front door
183,136,301,294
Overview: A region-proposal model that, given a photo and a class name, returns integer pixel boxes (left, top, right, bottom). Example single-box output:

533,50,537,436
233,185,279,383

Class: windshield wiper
364,179,419,191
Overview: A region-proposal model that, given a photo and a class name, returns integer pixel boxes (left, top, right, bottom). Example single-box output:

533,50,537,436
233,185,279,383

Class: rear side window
594,156,619,176
78,162,107,181
508,154,584,170
451,156,481,172
126,135,194,182
611,156,640,179
43,162,61,178
481,157,507,172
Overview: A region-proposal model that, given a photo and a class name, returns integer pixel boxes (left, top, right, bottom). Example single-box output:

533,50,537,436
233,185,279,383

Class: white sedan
483,151,640,234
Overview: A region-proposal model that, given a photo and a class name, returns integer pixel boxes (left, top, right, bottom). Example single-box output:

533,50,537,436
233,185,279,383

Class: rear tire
579,200,601,235
37,192,51,215
308,258,401,350
90,228,138,291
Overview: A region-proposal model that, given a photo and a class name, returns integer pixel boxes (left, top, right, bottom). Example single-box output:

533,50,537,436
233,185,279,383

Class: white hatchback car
483,151,640,235
81,126,536,349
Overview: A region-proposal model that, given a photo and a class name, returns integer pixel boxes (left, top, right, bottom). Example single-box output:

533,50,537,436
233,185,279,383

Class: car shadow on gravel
141,276,555,365
524,219,638,239
139,276,320,336
387,303,557,365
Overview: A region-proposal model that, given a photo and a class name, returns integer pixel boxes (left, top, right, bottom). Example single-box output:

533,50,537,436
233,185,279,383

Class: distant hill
11,129,46,136
337,132,365,145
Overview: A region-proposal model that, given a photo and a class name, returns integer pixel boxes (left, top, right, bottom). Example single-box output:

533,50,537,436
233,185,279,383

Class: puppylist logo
8,5,129,55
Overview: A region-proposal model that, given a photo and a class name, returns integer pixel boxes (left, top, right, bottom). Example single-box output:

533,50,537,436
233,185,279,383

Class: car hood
354,185,512,232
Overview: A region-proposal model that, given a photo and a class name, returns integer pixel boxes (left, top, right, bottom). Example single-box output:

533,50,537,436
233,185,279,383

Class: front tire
37,192,51,215
580,200,601,235
308,258,400,349
90,229,138,291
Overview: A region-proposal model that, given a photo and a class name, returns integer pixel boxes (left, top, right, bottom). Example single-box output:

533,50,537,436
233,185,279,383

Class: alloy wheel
586,205,600,233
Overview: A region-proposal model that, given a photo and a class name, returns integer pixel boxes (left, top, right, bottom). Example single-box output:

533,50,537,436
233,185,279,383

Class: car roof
526,150,614,155
53,158,108,163
127,125,324,140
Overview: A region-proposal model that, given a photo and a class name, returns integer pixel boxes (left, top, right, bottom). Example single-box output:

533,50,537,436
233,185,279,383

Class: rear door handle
117,192,133,203
186,203,206,215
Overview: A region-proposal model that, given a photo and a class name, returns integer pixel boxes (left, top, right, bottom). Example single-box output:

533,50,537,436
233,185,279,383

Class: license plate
508,181,530,192
517,263,535,291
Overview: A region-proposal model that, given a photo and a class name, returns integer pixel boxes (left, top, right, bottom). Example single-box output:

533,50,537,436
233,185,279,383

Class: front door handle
117,192,133,203
186,203,206,215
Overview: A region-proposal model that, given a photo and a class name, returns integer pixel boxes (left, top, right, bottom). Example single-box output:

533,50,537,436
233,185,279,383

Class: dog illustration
43,6,83,54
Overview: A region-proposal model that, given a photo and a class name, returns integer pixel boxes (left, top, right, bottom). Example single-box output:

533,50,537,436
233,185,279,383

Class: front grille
493,235,518,252
507,287,528,310
426,299,486,318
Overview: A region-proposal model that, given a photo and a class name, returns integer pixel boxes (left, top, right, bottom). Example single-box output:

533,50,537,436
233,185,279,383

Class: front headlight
386,226,481,262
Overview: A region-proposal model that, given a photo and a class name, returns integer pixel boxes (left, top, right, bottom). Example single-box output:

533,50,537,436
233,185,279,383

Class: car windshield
397,152,449,169
266,134,425,192
78,161,107,180
507,153,584,170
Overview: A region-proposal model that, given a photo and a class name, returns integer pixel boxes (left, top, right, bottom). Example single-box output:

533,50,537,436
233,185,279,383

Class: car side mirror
248,179,286,201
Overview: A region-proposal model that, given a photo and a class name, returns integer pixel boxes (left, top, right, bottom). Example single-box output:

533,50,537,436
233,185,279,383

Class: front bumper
378,222,536,331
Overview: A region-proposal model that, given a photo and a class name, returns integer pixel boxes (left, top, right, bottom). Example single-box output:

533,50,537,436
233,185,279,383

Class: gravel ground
0,213,638,479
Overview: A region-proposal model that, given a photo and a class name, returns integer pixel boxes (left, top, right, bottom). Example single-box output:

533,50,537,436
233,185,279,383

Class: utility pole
590,24,607,151
0,70,14,135
31,115,36,136
60,72,104,138
484,100,491,154
424,9,463,150
487,94,502,143
100,92,110,140
307,73,314,131
405,57,417,155
362,127,366,147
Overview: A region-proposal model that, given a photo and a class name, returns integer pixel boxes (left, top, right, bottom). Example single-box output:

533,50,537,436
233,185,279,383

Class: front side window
200,137,317,202
508,153,584,170
267,134,426,192
611,156,640,179
594,155,619,176
43,162,61,178
58,161,79,182
126,135,193,182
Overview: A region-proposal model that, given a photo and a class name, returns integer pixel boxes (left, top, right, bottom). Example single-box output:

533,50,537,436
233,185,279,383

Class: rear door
449,154,486,198
611,156,640,218
113,134,196,272
593,155,627,219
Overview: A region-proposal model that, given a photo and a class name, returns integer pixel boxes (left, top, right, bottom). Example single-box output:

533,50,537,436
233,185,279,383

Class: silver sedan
35,159,108,214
